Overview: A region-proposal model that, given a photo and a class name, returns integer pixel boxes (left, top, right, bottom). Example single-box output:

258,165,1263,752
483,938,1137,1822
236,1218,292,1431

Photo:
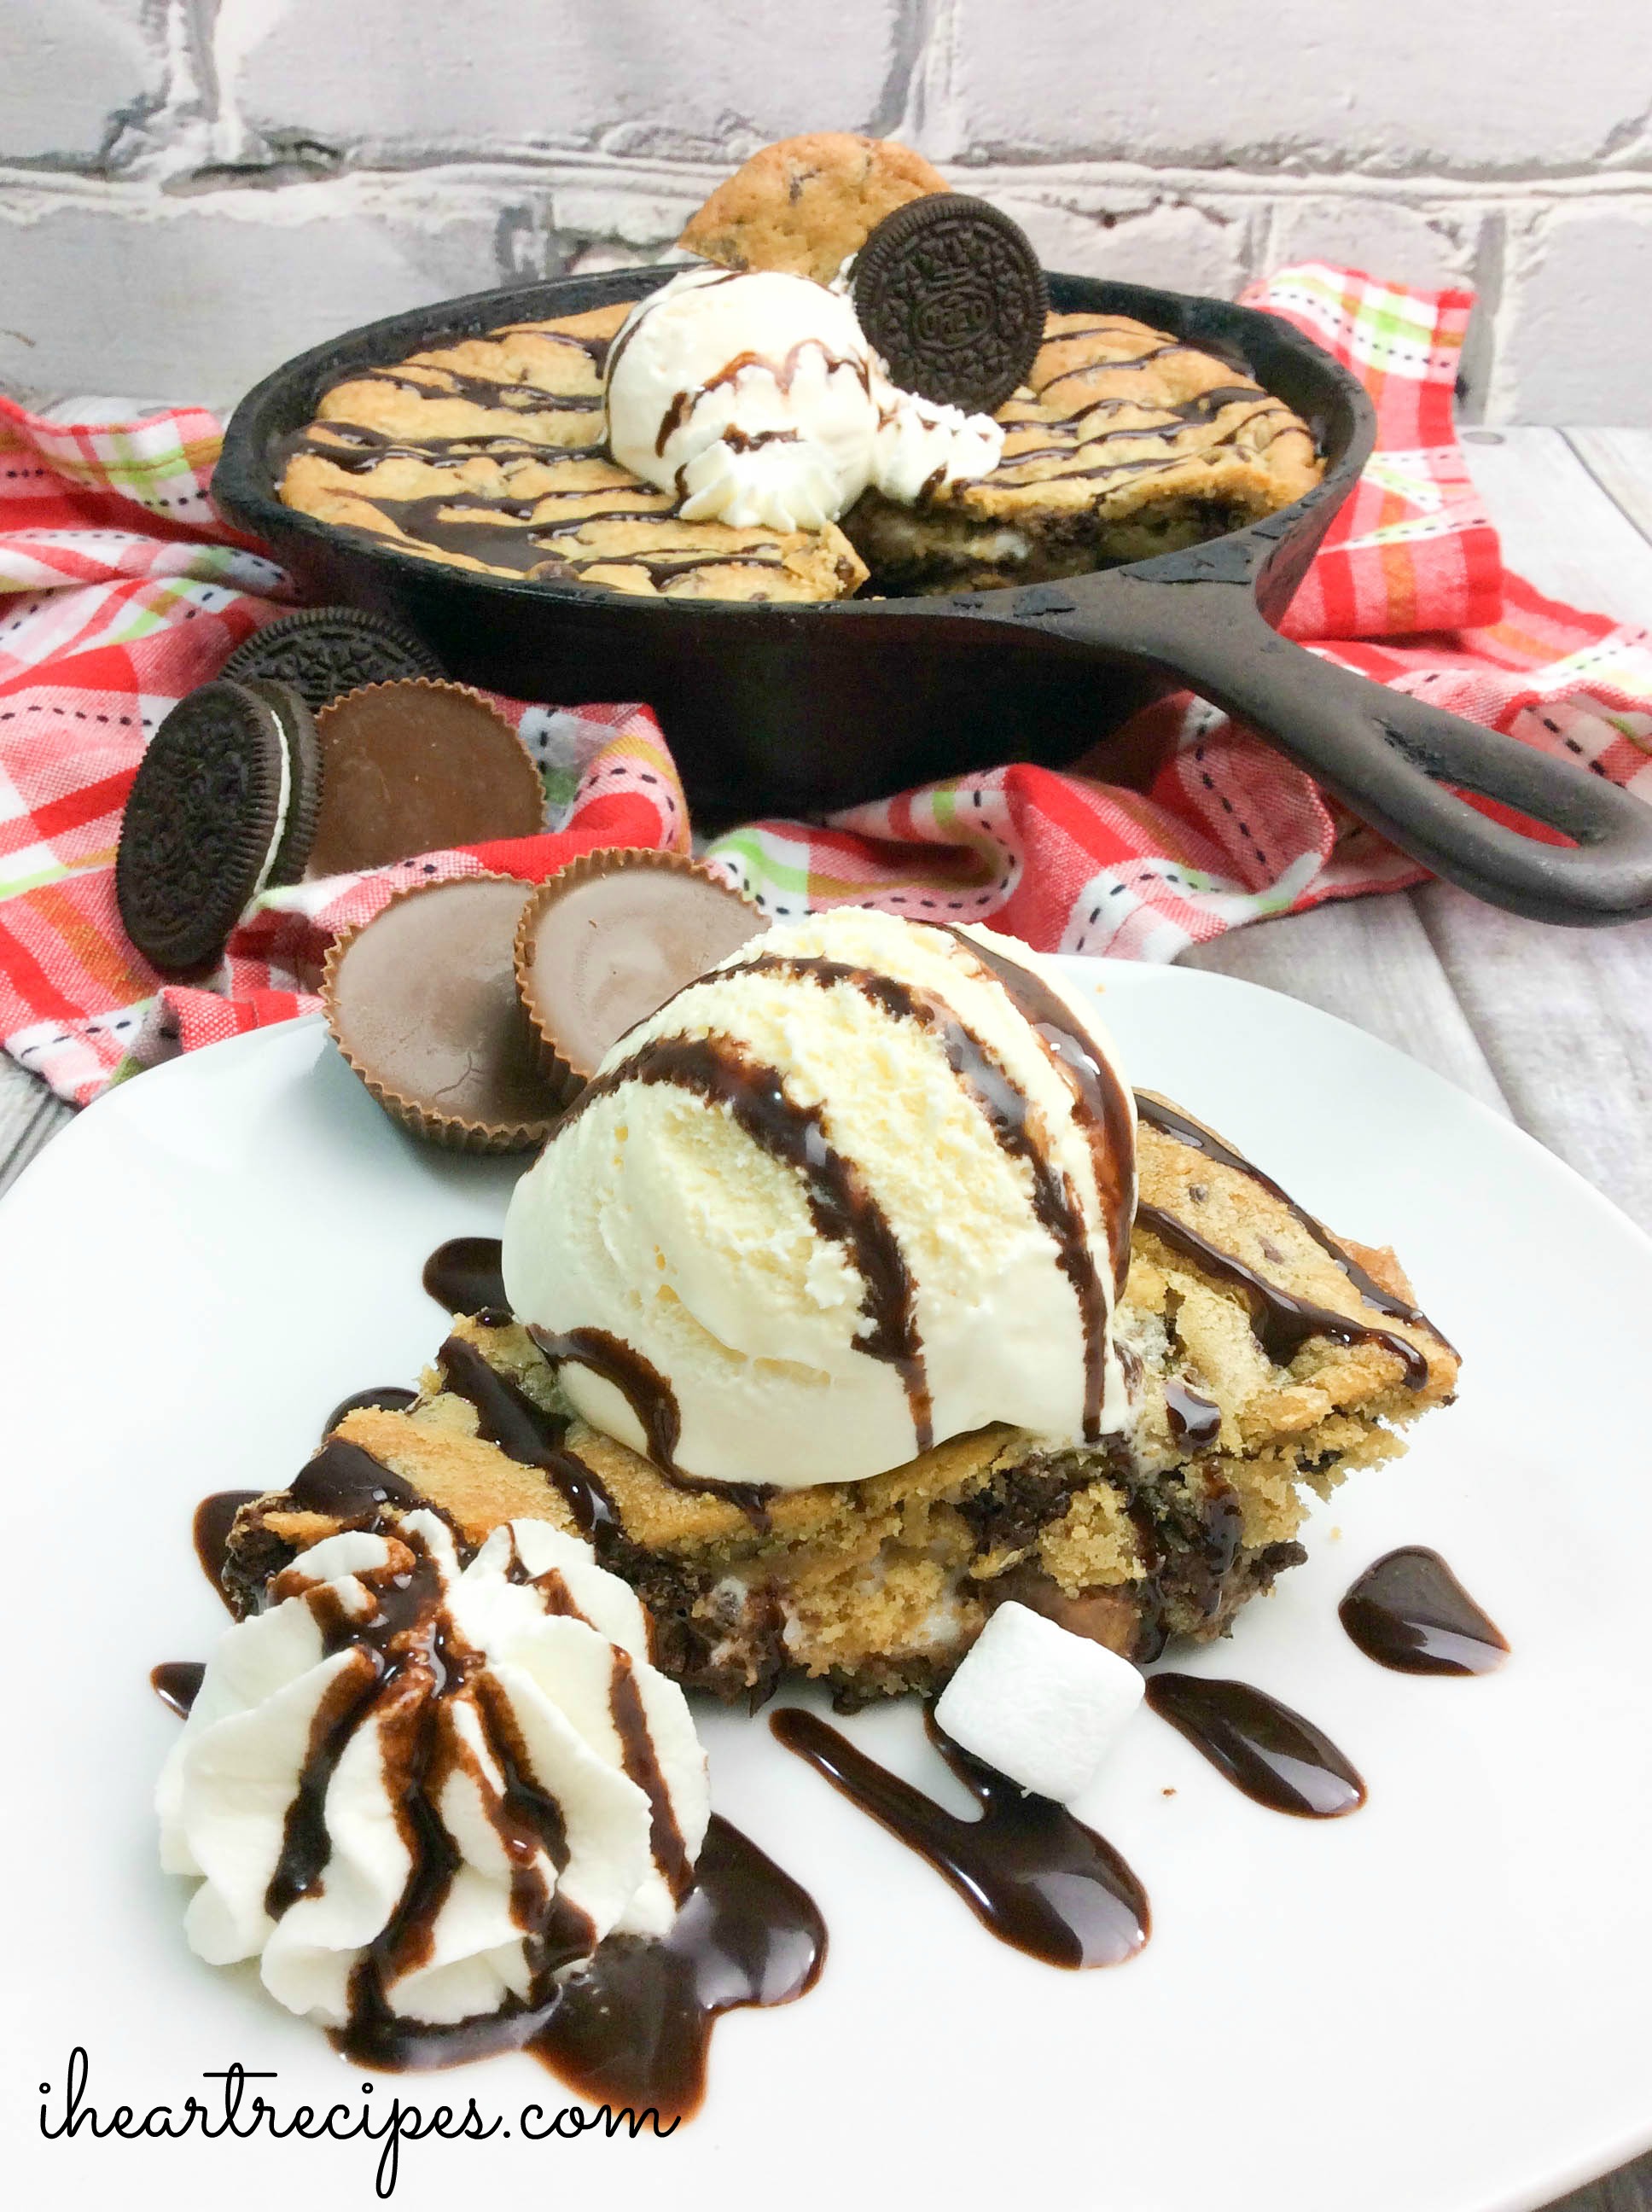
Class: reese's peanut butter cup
220,606,444,713
308,679,544,879
514,848,768,1103
853,193,1047,415
322,875,560,1152
115,677,321,977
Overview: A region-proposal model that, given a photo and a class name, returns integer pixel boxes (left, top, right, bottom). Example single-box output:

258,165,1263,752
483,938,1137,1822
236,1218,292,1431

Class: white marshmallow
934,1601,1145,1803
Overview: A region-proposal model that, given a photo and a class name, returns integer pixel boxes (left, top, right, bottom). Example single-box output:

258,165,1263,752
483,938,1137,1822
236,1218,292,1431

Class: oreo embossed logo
853,194,1047,415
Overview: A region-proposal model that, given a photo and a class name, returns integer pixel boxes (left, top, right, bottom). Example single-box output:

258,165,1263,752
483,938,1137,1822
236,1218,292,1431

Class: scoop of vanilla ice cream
604,265,1003,532
157,1513,709,2029
503,910,1137,1490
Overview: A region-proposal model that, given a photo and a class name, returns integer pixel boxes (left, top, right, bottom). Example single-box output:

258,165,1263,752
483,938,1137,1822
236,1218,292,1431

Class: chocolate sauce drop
771,1706,1149,1969
422,1236,510,1319
193,1489,260,1608
323,1384,417,1437
1163,1374,1222,1450
333,1815,825,2126
1144,1674,1366,1817
1339,1548,1509,1675
150,1661,205,1718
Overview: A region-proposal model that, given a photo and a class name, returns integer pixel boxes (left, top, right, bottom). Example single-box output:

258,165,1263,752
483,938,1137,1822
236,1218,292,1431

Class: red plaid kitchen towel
3,262,1649,1106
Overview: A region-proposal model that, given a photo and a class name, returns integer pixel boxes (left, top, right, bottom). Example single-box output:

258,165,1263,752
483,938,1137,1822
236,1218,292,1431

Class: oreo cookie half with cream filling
114,678,321,976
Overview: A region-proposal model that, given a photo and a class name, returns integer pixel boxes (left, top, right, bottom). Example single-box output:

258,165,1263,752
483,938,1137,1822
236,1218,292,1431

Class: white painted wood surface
2,425,1649,2209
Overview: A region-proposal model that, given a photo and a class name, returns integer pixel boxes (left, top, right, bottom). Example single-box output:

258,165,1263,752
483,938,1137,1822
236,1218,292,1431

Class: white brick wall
0,0,1647,421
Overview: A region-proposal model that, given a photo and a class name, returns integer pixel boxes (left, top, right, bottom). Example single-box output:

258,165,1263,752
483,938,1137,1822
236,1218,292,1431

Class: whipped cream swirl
157,1511,709,2032
605,265,1004,533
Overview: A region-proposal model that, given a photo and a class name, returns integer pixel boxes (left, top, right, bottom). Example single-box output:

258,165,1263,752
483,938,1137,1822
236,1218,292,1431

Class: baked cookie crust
278,300,868,602
844,310,1324,591
678,132,950,285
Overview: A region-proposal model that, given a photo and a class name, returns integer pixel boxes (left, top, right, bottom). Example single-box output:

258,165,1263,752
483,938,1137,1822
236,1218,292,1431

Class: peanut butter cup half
513,848,768,1103
323,875,561,1151
309,679,544,878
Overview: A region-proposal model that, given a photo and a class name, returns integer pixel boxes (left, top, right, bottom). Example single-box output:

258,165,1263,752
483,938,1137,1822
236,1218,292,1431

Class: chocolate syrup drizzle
525,1323,774,1531
288,1436,423,1521
1339,1548,1509,1675
557,1034,933,1453
336,1813,825,2119
1144,1674,1366,1817
726,949,1115,1440
979,327,1317,503
1136,1202,1431,1388
1133,1093,1446,1342
772,1706,1149,1969
435,1331,619,1541
650,335,878,463
938,925,1137,1312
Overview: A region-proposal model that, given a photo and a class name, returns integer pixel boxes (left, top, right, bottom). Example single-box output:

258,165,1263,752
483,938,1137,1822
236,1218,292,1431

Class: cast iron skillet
216,267,1652,926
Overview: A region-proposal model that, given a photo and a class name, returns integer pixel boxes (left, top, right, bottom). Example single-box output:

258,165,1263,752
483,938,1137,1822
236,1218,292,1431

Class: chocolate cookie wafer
853,194,1047,416
220,606,443,713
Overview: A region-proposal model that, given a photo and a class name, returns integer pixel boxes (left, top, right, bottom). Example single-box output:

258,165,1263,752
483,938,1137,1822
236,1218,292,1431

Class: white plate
3,964,1650,2212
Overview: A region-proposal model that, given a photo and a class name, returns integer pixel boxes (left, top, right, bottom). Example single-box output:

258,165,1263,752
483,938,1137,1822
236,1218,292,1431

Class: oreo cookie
853,193,1047,415
220,606,443,713
115,678,322,977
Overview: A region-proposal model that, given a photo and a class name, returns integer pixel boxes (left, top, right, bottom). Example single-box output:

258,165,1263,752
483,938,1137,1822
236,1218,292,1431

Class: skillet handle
1037,578,1652,927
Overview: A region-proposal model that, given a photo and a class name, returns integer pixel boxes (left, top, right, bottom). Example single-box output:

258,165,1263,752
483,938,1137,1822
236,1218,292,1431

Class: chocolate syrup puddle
323,1384,416,1436
1163,1374,1222,1449
193,1489,260,1608
772,1706,1149,1969
436,1332,619,1540
422,1236,510,1319
1340,1548,1509,1675
1144,1674,1366,1817
727,950,1112,1443
1133,1092,1450,1348
532,1817,824,2120
334,1815,825,2125
1137,1202,1430,1387
938,925,1136,1314
561,1033,931,1452
150,1662,204,1719
526,1324,774,1530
